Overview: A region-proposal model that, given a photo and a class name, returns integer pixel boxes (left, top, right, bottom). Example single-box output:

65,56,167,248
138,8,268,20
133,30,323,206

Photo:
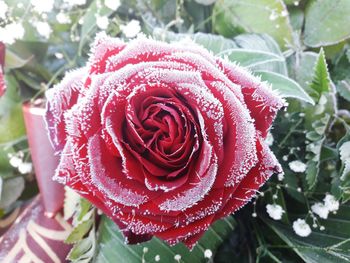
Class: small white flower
0,1,8,19
96,16,109,30
9,156,22,168
142,247,148,253
252,212,257,217
204,249,212,258
266,204,284,220
174,254,181,261
265,132,274,146
324,194,339,212
18,162,33,174
311,202,329,219
320,226,325,231
56,12,71,24
105,0,121,10
194,0,217,5
288,160,307,173
36,22,52,39
31,0,54,13
282,155,288,161
120,20,141,38
277,172,284,181
293,219,311,237
155,255,160,262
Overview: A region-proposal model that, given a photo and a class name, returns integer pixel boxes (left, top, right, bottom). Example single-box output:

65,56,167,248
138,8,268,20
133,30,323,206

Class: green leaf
304,0,350,47
218,49,284,68
94,216,236,262
310,49,331,99
213,0,293,49
306,160,319,190
152,29,238,54
67,229,96,263
337,80,350,102
264,209,350,263
254,71,315,104
233,34,288,75
66,219,94,244
0,177,25,209
5,49,32,70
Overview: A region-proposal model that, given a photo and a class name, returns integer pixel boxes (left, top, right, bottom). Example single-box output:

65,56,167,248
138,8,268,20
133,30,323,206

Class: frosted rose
45,33,283,248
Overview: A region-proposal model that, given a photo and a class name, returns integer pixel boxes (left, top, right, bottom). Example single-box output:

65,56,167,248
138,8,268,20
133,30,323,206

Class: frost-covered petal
45,69,87,151
218,59,285,138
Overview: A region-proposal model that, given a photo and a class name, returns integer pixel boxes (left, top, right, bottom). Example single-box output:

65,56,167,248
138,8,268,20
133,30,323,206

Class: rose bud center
123,88,201,183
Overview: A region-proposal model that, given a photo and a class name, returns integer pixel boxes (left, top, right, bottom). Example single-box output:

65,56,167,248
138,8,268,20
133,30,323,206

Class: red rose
45,33,284,248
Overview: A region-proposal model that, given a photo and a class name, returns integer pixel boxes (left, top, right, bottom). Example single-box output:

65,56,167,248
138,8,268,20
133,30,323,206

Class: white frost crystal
266,204,284,220
293,219,311,237
324,194,339,212
120,20,141,38
311,202,329,219
288,160,307,173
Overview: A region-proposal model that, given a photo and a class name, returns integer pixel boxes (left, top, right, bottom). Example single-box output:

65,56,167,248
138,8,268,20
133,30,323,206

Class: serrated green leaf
94,216,236,262
66,219,94,244
304,0,350,47
68,229,96,263
306,160,318,190
213,0,293,49
218,49,284,68
254,71,315,104
310,49,331,99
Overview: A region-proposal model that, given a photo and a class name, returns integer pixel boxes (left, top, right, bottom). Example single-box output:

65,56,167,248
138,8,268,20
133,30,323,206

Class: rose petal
218,59,285,138
45,68,87,152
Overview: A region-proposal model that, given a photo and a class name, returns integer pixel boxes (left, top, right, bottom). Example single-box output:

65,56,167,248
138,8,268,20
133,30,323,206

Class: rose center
122,89,201,180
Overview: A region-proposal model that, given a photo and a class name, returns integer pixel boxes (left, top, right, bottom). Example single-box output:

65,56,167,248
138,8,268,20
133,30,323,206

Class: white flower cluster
311,194,339,219
266,204,285,220
8,153,33,174
288,160,307,173
293,219,311,237
120,20,141,38
0,0,8,20
0,23,25,44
